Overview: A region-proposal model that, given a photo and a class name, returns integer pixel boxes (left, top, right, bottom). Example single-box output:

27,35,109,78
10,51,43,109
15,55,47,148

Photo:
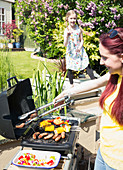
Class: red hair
99,28,123,125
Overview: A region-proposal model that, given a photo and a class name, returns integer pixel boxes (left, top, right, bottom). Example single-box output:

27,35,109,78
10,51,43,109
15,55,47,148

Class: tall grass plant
32,60,67,116
0,51,15,91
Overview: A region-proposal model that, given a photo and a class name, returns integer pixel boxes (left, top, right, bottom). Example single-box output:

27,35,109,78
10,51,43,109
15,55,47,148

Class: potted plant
2,20,23,49
2,20,16,48
8,39,15,49
12,28,23,48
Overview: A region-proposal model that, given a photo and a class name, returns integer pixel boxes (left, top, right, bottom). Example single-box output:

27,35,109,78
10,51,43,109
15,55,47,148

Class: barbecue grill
0,77,81,170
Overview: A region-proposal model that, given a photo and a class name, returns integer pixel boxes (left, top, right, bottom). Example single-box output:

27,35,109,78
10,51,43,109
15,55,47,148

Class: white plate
12,150,61,169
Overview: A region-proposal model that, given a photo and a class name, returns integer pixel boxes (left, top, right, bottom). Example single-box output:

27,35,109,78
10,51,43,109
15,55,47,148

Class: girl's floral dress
64,25,89,71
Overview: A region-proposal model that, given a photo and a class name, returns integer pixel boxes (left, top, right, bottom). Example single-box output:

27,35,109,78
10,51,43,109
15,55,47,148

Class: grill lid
0,77,35,139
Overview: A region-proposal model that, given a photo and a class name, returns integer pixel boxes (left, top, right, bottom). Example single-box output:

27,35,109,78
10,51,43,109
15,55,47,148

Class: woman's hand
53,92,65,108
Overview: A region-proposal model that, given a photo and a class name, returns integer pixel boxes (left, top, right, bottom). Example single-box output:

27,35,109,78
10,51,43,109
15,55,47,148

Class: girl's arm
54,72,110,102
64,28,71,47
77,30,83,52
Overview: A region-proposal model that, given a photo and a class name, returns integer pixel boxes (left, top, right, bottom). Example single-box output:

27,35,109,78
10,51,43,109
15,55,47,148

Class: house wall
0,0,14,39
0,0,35,50
0,0,13,24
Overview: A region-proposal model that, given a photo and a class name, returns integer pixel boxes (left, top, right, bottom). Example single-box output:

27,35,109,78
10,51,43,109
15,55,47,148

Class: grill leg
88,156,91,170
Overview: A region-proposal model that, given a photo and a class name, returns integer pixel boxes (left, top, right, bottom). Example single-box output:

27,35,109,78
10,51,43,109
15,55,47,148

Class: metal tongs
18,95,71,120
24,98,74,126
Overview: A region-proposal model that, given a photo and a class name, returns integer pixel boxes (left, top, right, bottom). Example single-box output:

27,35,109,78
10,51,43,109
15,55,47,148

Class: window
0,8,5,35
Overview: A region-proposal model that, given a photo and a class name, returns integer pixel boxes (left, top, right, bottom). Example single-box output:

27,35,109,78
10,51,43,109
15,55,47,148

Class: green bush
83,28,100,65
51,20,66,59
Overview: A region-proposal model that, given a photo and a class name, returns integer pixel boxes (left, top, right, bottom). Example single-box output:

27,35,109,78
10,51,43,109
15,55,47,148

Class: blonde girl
64,10,95,87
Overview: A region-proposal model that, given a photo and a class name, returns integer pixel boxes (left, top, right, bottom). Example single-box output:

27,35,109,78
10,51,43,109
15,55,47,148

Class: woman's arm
54,72,110,101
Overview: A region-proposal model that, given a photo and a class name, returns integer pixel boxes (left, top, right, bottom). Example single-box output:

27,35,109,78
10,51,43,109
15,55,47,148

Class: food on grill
52,133,59,139
39,120,51,127
30,112,38,119
32,132,40,139
61,132,65,139
44,133,54,140
47,119,54,123
55,134,62,142
54,127,65,134
15,123,25,128
31,117,72,142
53,117,64,125
38,132,48,139
64,120,70,125
64,125,71,132
45,125,55,132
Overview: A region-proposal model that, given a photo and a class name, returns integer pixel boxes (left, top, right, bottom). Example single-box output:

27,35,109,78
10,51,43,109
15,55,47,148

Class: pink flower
98,11,102,14
101,17,104,22
49,41,52,46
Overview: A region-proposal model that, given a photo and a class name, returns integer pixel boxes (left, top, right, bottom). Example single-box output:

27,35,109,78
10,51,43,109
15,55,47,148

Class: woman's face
99,43,123,75
68,14,77,28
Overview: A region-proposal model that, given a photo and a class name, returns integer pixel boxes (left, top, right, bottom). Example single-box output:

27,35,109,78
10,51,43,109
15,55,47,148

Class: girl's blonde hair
65,10,83,32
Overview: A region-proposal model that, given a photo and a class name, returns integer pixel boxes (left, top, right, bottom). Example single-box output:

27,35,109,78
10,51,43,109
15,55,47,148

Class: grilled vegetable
53,117,64,125
64,125,71,132
45,125,54,132
39,120,51,127
47,119,54,123
54,127,65,134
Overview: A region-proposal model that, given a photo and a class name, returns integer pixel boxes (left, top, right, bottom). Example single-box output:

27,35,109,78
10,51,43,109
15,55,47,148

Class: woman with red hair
54,28,123,169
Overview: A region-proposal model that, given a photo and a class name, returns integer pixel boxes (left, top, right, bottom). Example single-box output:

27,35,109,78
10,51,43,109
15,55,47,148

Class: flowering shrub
15,0,72,54
2,20,18,42
83,28,100,61
2,20,23,43
75,0,122,34
15,0,122,48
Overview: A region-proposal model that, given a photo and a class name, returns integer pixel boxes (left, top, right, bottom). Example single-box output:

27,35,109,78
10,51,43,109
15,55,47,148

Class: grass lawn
6,51,59,79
